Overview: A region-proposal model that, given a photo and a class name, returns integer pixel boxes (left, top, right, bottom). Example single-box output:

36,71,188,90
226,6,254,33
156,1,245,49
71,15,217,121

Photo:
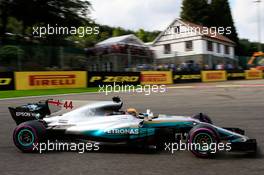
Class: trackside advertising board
15,71,87,90
227,70,245,80
0,72,15,90
245,70,263,80
87,72,140,87
201,71,227,82
173,71,201,83
141,71,173,85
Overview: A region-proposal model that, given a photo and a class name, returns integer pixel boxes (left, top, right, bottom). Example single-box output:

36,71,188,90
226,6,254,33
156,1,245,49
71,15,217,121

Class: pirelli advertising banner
245,70,263,80
141,71,173,85
0,72,15,90
227,70,245,80
201,71,227,82
15,71,87,90
87,72,140,87
173,71,201,83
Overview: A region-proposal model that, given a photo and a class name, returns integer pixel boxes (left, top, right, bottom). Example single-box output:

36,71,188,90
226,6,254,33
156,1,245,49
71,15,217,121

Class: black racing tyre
188,124,220,158
192,113,213,124
13,120,46,153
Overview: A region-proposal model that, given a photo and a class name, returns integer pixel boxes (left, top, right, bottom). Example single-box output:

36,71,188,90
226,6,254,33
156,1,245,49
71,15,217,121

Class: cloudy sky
89,0,264,42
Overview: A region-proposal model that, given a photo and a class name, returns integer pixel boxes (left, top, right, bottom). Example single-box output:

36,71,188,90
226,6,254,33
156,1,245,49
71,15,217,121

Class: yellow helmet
126,108,138,117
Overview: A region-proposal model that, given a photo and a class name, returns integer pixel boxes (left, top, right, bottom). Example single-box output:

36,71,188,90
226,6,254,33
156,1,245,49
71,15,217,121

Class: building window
174,26,180,33
185,41,193,51
207,41,213,51
164,44,171,54
217,43,221,53
225,45,230,54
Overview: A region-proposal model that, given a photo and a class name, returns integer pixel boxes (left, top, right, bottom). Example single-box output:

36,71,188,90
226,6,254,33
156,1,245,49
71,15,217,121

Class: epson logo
105,128,139,135
16,112,39,118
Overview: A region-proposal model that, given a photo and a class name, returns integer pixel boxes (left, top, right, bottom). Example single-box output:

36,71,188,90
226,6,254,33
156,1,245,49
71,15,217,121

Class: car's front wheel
188,124,219,158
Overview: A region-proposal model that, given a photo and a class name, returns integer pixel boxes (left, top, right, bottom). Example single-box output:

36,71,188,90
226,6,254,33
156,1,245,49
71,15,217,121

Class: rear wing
9,100,52,125
8,99,82,125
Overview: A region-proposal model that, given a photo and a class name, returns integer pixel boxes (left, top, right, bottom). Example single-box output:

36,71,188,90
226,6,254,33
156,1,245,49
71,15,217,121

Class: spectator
226,63,234,70
216,63,224,70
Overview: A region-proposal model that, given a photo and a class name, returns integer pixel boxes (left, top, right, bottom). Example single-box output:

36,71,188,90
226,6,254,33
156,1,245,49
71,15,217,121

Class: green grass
0,88,99,99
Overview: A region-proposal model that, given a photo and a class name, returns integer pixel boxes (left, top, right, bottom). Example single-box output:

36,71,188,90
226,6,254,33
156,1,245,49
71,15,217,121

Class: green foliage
0,45,24,63
181,0,240,54
6,17,23,34
209,0,239,47
238,39,264,56
112,27,126,37
136,29,147,42
181,0,264,56
135,29,160,43
0,0,92,37
181,0,211,25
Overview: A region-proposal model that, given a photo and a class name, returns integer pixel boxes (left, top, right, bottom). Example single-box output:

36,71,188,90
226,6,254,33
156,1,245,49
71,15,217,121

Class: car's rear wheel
13,121,46,152
188,124,219,158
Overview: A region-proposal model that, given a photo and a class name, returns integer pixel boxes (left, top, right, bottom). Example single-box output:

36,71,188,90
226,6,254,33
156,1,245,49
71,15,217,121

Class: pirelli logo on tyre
0,72,15,91
245,70,263,80
87,72,140,87
202,71,227,82
15,71,87,90
141,71,173,85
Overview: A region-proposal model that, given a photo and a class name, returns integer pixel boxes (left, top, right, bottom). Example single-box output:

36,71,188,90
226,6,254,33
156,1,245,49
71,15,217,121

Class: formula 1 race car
9,97,257,158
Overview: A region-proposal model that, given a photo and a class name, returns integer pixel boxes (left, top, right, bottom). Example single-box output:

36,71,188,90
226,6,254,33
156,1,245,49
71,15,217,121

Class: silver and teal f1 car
9,97,257,158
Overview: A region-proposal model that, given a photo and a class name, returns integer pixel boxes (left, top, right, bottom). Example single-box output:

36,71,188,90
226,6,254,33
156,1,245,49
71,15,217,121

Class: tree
181,0,240,55
136,29,147,42
209,0,240,54
0,0,13,36
112,27,125,37
1,0,92,37
181,0,211,25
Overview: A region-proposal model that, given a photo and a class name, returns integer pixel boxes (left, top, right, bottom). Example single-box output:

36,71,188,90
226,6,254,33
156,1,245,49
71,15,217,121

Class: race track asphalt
1,80,264,175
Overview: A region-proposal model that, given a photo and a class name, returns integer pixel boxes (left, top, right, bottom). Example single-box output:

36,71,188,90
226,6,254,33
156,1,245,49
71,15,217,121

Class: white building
151,18,236,69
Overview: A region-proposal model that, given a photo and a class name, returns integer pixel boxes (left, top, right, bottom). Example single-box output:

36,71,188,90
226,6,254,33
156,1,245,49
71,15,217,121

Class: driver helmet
126,108,138,117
